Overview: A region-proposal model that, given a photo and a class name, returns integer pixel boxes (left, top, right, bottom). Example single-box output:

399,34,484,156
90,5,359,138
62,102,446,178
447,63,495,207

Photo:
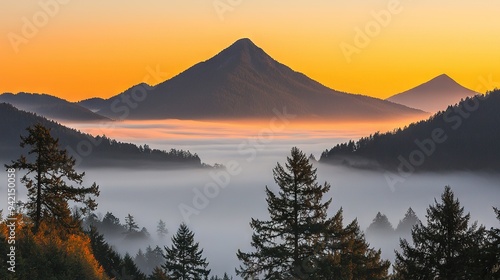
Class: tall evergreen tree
163,223,210,280
366,212,394,236
6,124,99,232
125,213,139,232
135,248,148,274
87,226,122,278
237,147,333,278
236,147,389,279
315,210,390,279
157,219,169,238
395,207,420,235
480,207,500,279
145,246,165,275
149,266,169,280
394,186,485,279
122,253,147,280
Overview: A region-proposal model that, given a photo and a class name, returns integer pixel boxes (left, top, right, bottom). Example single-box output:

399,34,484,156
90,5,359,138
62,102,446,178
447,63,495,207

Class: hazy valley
1,36,499,279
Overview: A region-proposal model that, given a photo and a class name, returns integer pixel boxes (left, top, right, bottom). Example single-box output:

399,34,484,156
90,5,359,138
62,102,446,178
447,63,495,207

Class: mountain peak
220,38,266,58
428,73,456,84
195,38,278,75
93,38,423,120
387,74,478,113
232,38,255,47
435,73,452,79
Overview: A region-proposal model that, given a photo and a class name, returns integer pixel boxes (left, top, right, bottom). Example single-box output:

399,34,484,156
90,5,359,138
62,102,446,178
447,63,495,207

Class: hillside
321,90,500,171
0,103,203,168
87,38,423,120
0,92,110,122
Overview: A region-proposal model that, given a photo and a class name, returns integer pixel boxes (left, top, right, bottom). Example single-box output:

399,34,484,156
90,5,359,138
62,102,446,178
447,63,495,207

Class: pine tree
366,212,394,236
135,248,148,274
236,147,333,278
6,124,99,233
210,273,232,280
316,210,390,279
236,147,389,279
394,186,485,279
125,213,139,232
122,253,147,280
87,226,123,278
149,266,169,280
163,223,210,280
145,245,165,275
395,207,420,235
480,207,500,279
157,219,169,238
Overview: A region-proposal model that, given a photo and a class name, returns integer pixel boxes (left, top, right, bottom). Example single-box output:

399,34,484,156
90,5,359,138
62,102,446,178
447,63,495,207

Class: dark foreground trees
163,223,211,279
236,147,389,279
394,186,486,279
6,123,99,233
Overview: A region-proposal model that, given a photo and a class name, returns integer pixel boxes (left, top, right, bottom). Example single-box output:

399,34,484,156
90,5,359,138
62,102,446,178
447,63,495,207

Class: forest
320,89,500,171
0,124,499,279
0,103,203,168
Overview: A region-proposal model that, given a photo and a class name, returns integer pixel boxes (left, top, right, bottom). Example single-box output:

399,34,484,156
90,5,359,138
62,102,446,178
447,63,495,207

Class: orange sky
1,0,499,102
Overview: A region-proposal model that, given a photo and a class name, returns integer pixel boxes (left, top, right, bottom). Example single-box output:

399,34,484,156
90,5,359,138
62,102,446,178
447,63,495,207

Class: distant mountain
88,38,423,120
77,97,108,113
320,90,500,171
0,103,203,168
387,74,479,113
0,92,110,122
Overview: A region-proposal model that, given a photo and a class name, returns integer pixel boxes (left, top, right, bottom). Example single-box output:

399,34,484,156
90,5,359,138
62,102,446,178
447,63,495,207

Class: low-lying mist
1,118,499,277
82,164,500,276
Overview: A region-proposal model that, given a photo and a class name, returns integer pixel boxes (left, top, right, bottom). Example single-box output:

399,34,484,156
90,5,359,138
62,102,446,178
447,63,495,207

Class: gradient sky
1,0,499,102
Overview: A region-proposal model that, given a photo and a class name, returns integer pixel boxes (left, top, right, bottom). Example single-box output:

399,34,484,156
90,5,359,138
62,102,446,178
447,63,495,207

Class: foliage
157,219,168,239
395,208,420,235
237,147,389,279
134,245,165,276
321,90,500,171
0,103,203,168
366,212,394,236
6,123,99,233
394,186,486,279
149,266,169,280
0,215,107,280
125,214,139,233
163,223,210,280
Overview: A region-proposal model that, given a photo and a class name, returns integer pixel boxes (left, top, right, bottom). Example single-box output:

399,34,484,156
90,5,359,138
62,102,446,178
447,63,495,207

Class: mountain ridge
321,89,500,171
0,103,204,168
87,38,424,120
0,92,111,122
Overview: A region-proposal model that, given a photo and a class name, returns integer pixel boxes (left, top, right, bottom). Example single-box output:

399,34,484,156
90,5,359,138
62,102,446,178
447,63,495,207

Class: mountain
320,89,500,171
387,74,479,113
0,103,203,168
88,38,423,120
77,97,108,113
0,92,110,122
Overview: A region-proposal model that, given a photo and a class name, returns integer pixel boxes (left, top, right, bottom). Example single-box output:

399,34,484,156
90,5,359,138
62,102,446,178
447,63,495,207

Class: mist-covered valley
3,119,498,277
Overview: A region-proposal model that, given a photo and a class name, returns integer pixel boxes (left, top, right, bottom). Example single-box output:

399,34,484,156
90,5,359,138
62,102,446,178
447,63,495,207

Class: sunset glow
2,0,499,101
66,117,425,144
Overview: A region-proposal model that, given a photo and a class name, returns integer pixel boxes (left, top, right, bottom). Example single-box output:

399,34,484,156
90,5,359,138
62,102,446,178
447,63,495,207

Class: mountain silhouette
77,97,108,112
86,38,423,120
0,92,110,122
0,103,203,168
321,89,500,171
387,74,479,113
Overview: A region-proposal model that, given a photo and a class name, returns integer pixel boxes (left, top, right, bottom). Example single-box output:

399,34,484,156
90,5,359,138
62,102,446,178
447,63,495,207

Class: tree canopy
6,123,99,233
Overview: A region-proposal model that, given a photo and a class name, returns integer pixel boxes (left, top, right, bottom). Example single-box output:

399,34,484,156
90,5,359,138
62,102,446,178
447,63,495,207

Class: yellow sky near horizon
1,0,499,102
